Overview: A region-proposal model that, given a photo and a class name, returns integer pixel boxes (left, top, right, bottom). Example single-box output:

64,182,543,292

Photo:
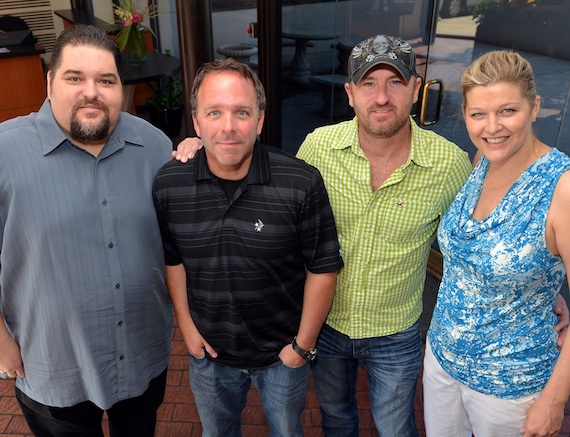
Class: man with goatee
0,24,172,436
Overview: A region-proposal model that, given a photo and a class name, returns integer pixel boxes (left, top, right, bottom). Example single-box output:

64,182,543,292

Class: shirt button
118,321,123,326
119,355,124,360
108,242,114,248
115,283,120,289
102,199,108,205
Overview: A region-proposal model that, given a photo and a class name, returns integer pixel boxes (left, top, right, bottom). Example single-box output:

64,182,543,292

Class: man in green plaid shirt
296,34,472,437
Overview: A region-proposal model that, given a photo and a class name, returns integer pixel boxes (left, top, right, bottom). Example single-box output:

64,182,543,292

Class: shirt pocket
379,197,439,244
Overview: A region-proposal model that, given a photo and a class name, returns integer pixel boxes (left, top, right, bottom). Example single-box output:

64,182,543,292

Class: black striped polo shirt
153,142,343,368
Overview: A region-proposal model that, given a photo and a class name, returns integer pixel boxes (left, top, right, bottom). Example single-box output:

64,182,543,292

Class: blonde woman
424,51,570,437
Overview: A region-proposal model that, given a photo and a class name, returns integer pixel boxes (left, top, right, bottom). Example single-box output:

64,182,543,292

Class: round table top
281,27,341,41
120,52,181,85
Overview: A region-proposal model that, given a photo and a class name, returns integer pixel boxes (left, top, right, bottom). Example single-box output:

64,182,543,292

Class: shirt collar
330,116,360,152
331,115,433,169
36,99,144,157
193,140,270,184
408,117,433,169
36,99,68,155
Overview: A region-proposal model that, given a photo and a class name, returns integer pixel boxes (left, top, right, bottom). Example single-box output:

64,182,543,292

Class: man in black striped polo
152,58,343,436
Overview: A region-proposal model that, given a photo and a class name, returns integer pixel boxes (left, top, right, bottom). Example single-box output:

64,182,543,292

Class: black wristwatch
291,336,317,362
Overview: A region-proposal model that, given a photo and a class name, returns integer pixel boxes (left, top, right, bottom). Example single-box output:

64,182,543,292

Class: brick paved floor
2,317,570,437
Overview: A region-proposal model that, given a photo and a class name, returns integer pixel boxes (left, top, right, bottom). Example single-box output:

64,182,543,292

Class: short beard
369,116,408,138
359,104,411,138
70,99,111,143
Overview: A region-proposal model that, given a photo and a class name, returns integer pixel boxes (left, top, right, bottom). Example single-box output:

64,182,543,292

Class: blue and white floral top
428,148,570,399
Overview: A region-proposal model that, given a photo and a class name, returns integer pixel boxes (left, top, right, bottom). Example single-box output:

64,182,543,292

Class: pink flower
123,19,131,27
132,13,143,24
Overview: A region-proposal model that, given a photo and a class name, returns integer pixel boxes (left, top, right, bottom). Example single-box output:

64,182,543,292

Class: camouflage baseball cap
348,34,417,84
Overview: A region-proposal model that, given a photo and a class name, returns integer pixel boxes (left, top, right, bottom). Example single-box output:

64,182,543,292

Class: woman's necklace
483,140,539,191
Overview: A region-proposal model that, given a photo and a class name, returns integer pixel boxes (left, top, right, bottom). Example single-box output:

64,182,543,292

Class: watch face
305,349,317,361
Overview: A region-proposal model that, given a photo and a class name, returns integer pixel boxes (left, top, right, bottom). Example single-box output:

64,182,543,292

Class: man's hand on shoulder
172,137,203,163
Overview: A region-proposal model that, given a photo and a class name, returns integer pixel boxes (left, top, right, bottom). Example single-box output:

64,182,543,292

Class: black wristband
291,336,317,362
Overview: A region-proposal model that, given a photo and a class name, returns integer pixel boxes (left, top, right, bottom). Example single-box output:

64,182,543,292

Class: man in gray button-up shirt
0,24,172,436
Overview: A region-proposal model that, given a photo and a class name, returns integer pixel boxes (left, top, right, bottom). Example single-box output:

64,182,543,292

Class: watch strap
291,336,317,362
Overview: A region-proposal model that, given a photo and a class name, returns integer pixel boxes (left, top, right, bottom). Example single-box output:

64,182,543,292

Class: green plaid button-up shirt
297,117,471,338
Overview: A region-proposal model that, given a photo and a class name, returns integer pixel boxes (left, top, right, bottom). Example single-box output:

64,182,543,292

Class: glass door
210,0,570,160
210,0,439,154
276,0,438,154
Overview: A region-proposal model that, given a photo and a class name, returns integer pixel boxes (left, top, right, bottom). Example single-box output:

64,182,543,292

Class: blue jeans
189,356,310,437
312,322,422,437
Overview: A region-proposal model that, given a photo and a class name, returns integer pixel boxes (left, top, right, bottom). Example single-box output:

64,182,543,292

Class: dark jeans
312,323,421,437
189,356,310,437
16,367,167,437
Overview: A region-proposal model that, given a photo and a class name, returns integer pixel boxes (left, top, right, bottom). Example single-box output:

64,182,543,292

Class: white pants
422,340,538,437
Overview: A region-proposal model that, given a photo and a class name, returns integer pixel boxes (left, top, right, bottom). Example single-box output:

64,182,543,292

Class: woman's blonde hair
462,50,537,109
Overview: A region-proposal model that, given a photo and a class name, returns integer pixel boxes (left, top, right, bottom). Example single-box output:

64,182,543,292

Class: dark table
120,51,181,112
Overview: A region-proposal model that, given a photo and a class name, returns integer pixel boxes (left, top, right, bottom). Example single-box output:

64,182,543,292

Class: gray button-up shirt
0,100,173,409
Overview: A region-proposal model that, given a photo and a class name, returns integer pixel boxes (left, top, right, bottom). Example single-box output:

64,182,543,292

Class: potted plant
472,0,504,25
113,0,158,65
471,0,506,48
146,50,185,138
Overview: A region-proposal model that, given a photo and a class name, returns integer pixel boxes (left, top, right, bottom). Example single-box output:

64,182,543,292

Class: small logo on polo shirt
254,219,264,232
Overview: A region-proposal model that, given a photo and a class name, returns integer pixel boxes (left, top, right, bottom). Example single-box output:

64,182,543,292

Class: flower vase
127,25,147,65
